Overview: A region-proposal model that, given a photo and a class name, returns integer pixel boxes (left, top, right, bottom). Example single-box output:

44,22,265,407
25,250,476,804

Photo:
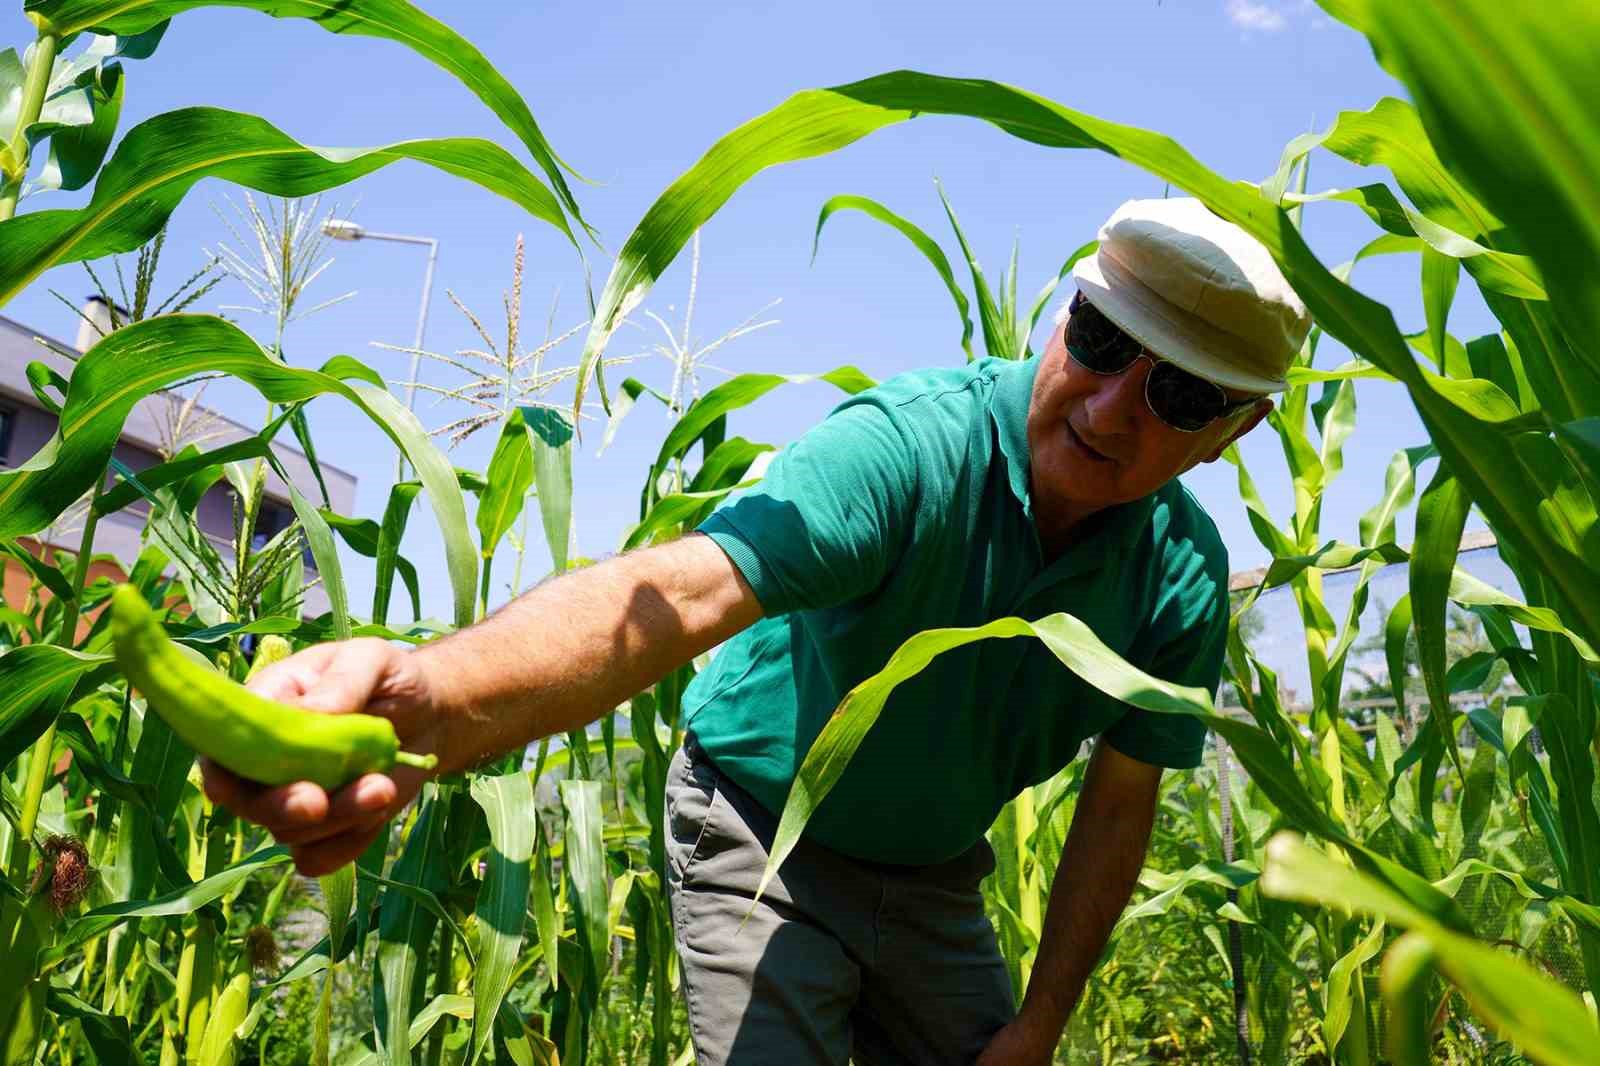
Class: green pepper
109,584,436,790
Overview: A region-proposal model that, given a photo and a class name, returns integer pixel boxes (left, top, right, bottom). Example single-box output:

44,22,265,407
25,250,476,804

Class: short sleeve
1103,543,1229,770
695,399,918,616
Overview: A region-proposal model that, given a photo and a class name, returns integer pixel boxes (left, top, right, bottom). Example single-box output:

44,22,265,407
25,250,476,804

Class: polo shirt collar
987,355,1158,575
990,355,1040,518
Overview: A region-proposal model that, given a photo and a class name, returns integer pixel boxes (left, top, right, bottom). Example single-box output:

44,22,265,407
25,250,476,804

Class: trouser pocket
663,736,722,886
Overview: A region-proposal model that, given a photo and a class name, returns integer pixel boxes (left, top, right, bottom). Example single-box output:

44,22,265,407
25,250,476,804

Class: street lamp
322,218,439,480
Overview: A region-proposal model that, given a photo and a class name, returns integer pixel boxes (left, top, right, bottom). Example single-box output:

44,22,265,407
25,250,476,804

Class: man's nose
1084,355,1153,432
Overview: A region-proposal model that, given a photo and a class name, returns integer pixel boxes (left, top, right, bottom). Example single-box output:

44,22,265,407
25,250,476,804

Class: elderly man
206,197,1309,1064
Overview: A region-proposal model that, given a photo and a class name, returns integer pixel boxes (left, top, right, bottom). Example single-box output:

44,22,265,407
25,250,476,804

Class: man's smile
1064,420,1115,464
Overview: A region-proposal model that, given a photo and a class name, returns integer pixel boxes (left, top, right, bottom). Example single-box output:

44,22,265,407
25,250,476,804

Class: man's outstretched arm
977,739,1163,1065
202,533,763,875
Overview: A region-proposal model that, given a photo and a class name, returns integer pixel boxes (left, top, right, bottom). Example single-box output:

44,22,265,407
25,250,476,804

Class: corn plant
7,0,1600,1062
563,0,1600,1061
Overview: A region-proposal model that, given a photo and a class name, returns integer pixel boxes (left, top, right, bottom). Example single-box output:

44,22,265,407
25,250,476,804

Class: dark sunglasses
1064,291,1260,433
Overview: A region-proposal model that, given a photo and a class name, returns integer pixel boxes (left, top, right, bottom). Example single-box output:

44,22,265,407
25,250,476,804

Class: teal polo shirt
683,354,1229,864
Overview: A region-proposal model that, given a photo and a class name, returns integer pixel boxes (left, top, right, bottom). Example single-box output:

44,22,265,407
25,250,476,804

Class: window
0,405,13,467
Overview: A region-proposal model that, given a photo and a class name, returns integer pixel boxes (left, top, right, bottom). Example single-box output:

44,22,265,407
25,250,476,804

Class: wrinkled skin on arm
976,739,1164,1066
203,533,763,876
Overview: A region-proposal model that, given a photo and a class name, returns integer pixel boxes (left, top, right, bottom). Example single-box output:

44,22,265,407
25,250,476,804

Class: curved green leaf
0,644,109,767
373,482,424,627
560,779,607,992
478,410,534,564
761,610,1463,932
1263,832,1599,1065
24,0,588,230
0,315,477,627
813,192,973,360
41,846,291,965
644,367,874,504
0,106,572,308
572,69,1600,654
1369,0,1600,385
467,771,535,1066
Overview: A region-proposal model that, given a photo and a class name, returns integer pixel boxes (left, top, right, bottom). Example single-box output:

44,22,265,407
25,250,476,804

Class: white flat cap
1070,197,1312,392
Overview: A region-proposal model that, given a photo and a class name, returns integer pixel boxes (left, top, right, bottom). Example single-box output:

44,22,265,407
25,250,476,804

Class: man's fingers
199,757,265,812
269,774,398,846
290,819,387,878
292,639,396,714
212,777,330,834
245,641,342,701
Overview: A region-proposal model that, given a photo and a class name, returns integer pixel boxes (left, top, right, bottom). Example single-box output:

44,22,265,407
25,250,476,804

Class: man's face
1027,315,1272,524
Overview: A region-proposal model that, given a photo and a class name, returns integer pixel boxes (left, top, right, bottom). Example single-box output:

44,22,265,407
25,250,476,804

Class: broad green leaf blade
531,819,560,995
0,316,477,627
813,192,973,360
24,0,588,232
760,610,1461,930
1262,833,1600,1065
1369,0,1600,385
467,771,535,1066
571,69,1600,653
30,57,123,195
43,984,132,1065
643,367,874,502
322,508,423,629
559,779,607,991
1409,461,1469,771
283,476,351,641
1381,933,1437,1066
623,481,757,552
0,106,572,308
935,180,1006,360
42,846,291,965
520,407,572,575
373,482,423,627
1323,918,1385,1059
373,790,446,1066
477,410,534,565
0,645,108,768
93,434,277,516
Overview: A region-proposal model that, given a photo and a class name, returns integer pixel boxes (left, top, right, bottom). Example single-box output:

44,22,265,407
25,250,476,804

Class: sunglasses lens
1146,361,1226,432
1066,300,1141,373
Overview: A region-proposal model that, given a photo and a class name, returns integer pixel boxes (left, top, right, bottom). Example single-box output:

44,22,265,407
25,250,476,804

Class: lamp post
322,218,438,481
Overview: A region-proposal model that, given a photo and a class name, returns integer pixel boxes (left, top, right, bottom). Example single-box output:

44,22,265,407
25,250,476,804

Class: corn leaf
478,410,535,566
23,0,588,232
1262,832,1599,1065
373,482,424,627
1369,0,1600,388
761,611,1465,932
560,779,608,993
1380,933,1438,1066
0,106,572,309
520,407,573,575
467,771,535,1066
0,645,108,768
41,846,291,966
373,789,446,1066
813,192,974,360
0,316,476,628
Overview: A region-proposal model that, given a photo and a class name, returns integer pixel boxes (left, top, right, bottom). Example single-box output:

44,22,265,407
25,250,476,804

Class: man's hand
204,535,763,877
985,740,1163,1059
975,1012,1057,1066
200,638,447,877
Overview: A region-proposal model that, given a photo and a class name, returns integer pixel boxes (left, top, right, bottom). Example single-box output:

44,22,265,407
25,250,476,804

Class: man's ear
1200,397,1273,464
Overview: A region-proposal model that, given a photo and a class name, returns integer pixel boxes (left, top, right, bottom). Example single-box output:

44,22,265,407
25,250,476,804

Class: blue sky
6,0,1495,624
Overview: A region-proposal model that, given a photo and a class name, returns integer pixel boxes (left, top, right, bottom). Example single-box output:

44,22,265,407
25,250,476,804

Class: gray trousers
664,733,1015,1065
